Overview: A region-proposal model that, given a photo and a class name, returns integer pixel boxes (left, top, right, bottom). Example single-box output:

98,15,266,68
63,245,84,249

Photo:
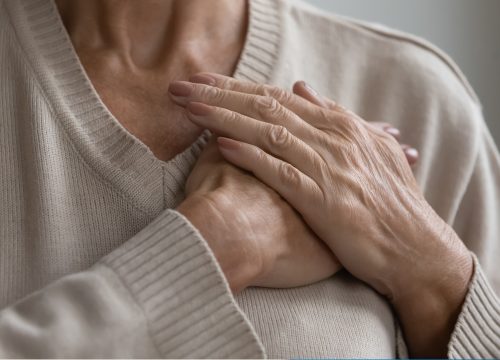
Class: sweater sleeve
451,115,500,294
448,254,500,359
0,210,265,358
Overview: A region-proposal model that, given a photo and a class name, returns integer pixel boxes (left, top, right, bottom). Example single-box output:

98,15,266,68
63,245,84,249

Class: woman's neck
53,0,248,162
54,0,247,71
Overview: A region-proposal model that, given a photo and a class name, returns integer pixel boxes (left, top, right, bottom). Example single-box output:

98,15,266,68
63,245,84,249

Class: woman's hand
169,73,474,357
177,138,341,293
291,80,419,166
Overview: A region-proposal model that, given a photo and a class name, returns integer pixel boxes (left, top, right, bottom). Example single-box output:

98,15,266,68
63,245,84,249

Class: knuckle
266,125,291,148
316,107,333,125
323,97,337,110
224,109,239,124
379,128,396,142
201,85,224,102
217,77,231,90
256,96,282,118
368,123,397,145
254,146,267,163
339,114,362,134
382,133,401,149
261,85,293,104
278,162,301,187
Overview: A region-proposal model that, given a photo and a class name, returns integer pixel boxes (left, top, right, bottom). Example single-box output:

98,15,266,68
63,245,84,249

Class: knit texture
102,210,264,358
449,255,500,358
1,0,499,357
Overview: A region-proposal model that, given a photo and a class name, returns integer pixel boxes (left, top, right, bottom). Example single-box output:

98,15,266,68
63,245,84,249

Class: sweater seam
293,0,480,106
350,23,480,106
3,3,154,217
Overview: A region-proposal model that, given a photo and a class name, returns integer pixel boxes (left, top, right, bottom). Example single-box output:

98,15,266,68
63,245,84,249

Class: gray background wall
304,0,500,146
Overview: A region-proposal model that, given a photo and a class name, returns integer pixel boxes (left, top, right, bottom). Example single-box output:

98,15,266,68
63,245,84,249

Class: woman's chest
236,272,401,358
89,71,203,162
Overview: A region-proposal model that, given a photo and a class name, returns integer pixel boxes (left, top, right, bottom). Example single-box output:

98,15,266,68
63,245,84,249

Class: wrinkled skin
178,82,417,293
171,73,473,358
178,138,341,292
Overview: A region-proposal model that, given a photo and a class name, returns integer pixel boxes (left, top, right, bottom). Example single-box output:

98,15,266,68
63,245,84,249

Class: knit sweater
0,0,499,357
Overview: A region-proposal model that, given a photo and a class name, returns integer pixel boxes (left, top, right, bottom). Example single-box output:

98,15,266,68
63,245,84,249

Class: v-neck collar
7,0,282,214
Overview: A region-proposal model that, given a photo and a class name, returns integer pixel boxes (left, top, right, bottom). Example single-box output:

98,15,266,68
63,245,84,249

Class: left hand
179,137,341,292
168,73,473,358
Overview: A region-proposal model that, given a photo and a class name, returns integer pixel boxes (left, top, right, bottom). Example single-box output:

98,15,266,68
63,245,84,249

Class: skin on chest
91,74,203,162
56,0,246,162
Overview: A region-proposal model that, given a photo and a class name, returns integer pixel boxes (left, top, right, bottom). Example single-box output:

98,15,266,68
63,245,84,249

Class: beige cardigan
0,0,499,357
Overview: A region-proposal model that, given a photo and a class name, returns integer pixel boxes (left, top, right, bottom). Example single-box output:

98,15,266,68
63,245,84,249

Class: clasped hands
173,73,473,357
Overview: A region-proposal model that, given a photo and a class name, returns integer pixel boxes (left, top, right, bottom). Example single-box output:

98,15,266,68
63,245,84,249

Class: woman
0,0,498,358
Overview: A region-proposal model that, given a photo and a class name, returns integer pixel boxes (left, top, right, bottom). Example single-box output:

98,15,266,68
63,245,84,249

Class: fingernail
169,81,193,97
187,102,212,116
299,81,328,107
217,137,240,151
385,127,401,138
405,147,419,158
189,73,217,86
302,81,320,97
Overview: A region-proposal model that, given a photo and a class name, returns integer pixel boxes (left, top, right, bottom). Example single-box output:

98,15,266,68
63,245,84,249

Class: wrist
390,221,473,310
390,226,473,357
177,191,263,293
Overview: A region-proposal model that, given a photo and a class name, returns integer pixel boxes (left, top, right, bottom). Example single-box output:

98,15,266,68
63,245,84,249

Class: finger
186,75,419,166
368,121,401,142
369,122,401,141
186,102,323,178
401,144,419,165
189,73,342,129
291,80,328,108
366,122,417,165
216,136,321,217
291,81,350,115
169,80,314,139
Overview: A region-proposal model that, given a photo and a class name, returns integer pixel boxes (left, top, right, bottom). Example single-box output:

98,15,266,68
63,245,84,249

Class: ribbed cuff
101,209,264,358
448,254,500,359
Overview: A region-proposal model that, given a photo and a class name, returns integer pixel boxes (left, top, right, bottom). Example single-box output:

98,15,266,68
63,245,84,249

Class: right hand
177,138,341,293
